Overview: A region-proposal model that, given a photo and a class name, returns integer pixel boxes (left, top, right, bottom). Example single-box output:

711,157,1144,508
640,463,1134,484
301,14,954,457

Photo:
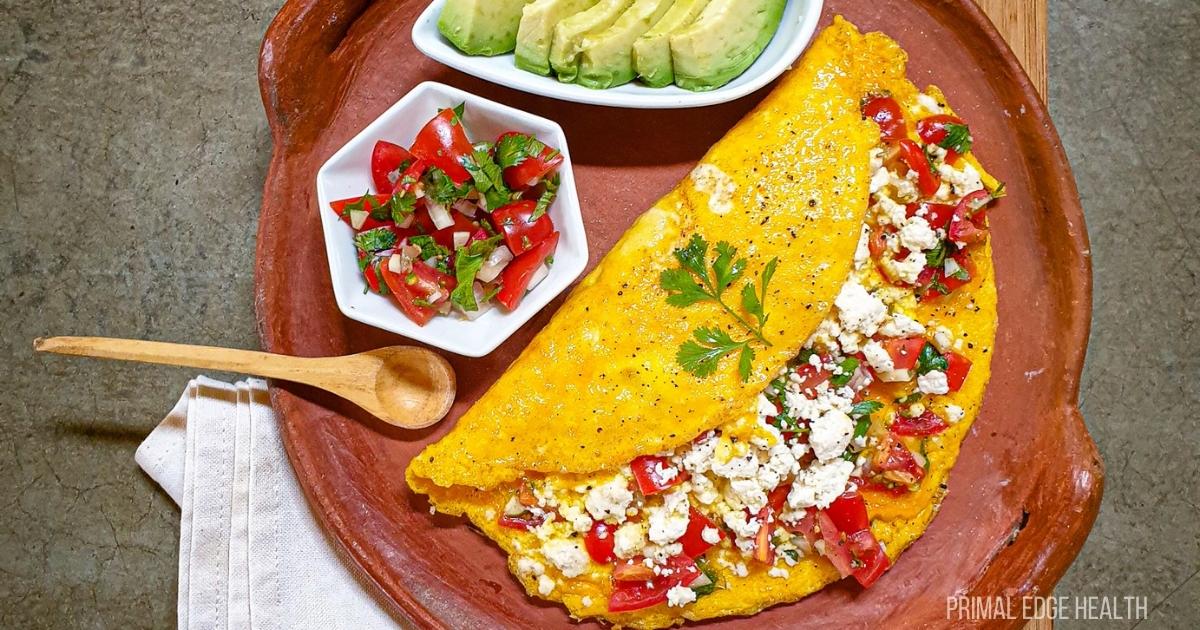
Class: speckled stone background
0,0,1195,628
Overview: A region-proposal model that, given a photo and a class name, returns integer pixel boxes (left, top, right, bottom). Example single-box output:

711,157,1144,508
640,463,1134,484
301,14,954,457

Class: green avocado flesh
515,0,600,75
576,0,678,89
549,0,635,83
670,0,786,92
438,0,532,56
631,0,711,88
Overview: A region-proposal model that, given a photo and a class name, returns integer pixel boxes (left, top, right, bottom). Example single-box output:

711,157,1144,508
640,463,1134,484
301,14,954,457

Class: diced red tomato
753,517,774,564
678,508,722,558
847,529,891,587
862,95,907,142
817,510,856,577
404,261,457,306
371,140,414,194
896,139,941,197
944,351,972,392
906,201,955,231
330,193,391,231
585,521,616,564
916,115,968,164
612,559,656,582
629,455,689,497
890,411,950,437
359,255,383,294
867,225,890,260
785,507,820,546
791,361,831,392
491,200,554,255
607,556,701,613
379,262,437,326
825,491,871,534
872,438,926,487
883,337,925,371
495,232,559,311
948,190,992,245
497,132,565,190
917,252,976,302
410,107,474,184
430,212,480,250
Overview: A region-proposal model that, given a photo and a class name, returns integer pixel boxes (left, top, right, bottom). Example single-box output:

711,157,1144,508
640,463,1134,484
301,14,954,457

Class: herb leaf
461,148,512,211
939,123,973,155
424,167,472,206
449,236,503,311
530,173,560,221
738,345,755,382
711,242,746,294
674,234,711,284
916,342,948,375
495,133,549,169
677,327,749,379
850,400,885,418
389,191,417,224
354,227,397,253
925,241,947,268
408,235,451,273
830,357,861,387
661,268,712,307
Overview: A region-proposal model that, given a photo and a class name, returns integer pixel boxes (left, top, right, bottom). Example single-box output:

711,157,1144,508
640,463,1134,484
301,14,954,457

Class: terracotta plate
254,1,1102,627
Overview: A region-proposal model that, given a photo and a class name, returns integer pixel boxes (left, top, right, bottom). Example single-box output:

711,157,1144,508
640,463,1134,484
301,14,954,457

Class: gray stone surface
0,0,1195,628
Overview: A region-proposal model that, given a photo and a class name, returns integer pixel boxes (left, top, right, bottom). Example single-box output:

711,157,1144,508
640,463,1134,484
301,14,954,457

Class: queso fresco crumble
492,92,1002,614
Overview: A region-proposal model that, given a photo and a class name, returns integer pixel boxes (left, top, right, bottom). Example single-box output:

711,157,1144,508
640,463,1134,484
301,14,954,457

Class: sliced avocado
575,0,677,89
439,0,533,56
515,0,600,76
631,0,711,88
548,0,635,83
669,0,786,92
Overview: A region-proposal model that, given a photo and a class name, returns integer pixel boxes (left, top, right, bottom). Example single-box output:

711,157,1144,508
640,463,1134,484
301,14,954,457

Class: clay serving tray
254,1,1102,627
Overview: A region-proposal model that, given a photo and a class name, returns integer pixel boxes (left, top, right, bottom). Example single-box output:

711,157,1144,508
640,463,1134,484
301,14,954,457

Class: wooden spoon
33,336,456,429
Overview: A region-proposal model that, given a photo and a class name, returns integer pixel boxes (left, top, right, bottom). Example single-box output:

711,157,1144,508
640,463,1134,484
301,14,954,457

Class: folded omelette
408,17,1002,628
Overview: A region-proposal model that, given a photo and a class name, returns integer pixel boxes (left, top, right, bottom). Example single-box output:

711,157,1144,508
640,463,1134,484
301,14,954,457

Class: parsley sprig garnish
661,235,778,382
939,123,973,155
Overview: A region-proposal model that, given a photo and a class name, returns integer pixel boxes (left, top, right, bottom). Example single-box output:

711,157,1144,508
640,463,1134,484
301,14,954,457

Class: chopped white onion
944,257,962,276
527,264,551,291
400,244,420,260
427,201,454,230
349,209,369,230
477,245,514,283
388,253,409,274
396,212,415,229
847,365,874,392
452,231,471,249
453,199,478,217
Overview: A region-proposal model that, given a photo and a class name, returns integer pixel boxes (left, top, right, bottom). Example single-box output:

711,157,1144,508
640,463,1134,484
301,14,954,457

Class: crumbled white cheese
581,596,592,608
853,225,871,270
869,164,891,194
613,522,647,559
876,368,913,383
874,194,908,226
648,490,691,545
557,503,594,534
681,433,718,474
734,562,749,577
723,510,760,540
690,163,736,215
879,313,926,338
541,539,589,578
917,93,943,113
768,566,790,579
917,370,951,395
585,476,633,521
933,326,954,353
701,527,722,545
517,556,545,577
809,409,854,462
862,340,895,373
726,477,769,513
898,216,939,252
787,459,855,510
835,281,888,336
938,162,984,195
837,330,866,354
690,473,720,505
889,251,928,285
537,574,556,596
666,585,697,608
945,404,965,424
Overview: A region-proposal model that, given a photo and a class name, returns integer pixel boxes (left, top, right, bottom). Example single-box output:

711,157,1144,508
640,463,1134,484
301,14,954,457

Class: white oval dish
315,81,588,357
411,0,825,109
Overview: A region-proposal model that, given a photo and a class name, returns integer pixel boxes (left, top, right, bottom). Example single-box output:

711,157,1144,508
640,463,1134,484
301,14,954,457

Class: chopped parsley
495,132,553,169
449,235,503,312
939,122,973,155
408,235,451,274
830,357,861,387
916,342,948,375
423,167,472,206
353,227,396,253
529,172,560,222
460,147,512,211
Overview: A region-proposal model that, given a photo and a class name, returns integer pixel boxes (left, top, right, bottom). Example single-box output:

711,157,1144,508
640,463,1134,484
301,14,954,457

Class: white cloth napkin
136,377,402,630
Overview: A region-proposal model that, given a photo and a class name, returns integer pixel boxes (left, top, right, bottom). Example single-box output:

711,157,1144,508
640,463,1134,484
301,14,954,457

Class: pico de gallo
490,93,1002,614
329,104,565,325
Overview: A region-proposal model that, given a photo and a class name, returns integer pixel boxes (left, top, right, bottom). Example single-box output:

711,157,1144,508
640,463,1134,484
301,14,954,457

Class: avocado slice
669,0,786,92
515,0,600,76
439,0,533,56
576,0,678,89
548,0,635,83
631,0,711,88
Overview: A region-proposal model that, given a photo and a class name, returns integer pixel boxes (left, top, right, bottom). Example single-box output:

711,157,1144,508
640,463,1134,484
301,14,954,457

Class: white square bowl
411,0,824,109
314,81,588,357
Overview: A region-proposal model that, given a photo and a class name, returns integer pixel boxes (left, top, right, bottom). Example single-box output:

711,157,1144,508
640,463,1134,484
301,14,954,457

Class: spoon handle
33,336,320,383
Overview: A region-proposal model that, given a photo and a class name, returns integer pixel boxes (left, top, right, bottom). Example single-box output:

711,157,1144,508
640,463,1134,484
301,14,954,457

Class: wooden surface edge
976,3,1052,629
